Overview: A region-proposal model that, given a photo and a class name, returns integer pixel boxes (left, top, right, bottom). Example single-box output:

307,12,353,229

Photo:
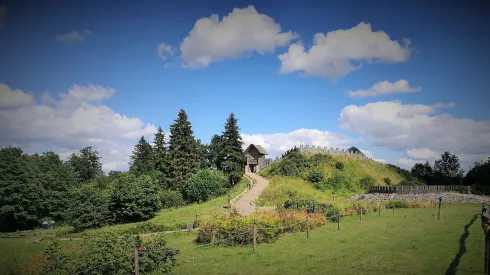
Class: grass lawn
157,203,484,275
0,177,249,274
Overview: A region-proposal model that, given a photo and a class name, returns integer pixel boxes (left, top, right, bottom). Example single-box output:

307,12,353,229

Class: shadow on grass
445,214,479,275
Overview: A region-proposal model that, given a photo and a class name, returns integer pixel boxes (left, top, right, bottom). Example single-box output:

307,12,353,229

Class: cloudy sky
0,0,489,172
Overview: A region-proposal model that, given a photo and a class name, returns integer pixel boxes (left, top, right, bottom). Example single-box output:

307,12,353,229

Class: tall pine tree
68,146,104,185
220,113,246,186
168,109,200,190
129,136,154,176
208,134,224,170
153,126,168,174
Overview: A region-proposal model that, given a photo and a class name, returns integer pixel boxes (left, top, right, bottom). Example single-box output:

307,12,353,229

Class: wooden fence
368,185,471,194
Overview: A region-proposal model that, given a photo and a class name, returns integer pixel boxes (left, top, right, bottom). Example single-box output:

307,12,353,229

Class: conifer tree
153,126,168,174
168,109,200,190
68,146,103,185
208,134,223,170
129,136,154,175
219,113,246,186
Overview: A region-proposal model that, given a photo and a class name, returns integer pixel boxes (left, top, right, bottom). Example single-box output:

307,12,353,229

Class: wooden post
392,203,395,214
482,204,490,274
378,203,381,216
306,215,309,239
337,212,340,231
438,197,442,221
253,224,257,254
228,194,231,209
360,208,363,223
211,230,216,244
134,247,139,275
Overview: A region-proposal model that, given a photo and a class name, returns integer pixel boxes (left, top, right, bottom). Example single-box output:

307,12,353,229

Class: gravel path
351,193,490,204
233,172,274,216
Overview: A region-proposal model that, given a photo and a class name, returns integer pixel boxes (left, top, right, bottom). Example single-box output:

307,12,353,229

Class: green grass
158,203,483,275
0,177,249,274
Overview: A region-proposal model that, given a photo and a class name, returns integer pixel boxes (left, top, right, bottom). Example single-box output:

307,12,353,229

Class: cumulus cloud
347,80,421,98
55,29,93,43
0,83,157,172
179,5,298,68
278,22,411,79
241,128,352,157
339,101,490,169
0,83,36,109
157,43,174,60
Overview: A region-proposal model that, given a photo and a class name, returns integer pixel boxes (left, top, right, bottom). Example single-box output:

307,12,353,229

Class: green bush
307,170,324,183
159,189,186,209
183,169,227,203
335,162,344,171
42,232,179,274
310,154,331,166
262,152,309,178
282,199,338,221
359,176,376,190
109,173,161,224
385,200,409,208
383,177,392,185
67,182,111,230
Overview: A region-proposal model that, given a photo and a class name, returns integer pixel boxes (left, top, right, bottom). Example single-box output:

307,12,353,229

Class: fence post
228,194,231,209
337,212,340,231
134,247,139,275
253,224,257,254
378,202,381,216
438,197,442,221
360,208,363,223
306,215,310,239
211,230,216,244
392,203,395,214
482,204,490,274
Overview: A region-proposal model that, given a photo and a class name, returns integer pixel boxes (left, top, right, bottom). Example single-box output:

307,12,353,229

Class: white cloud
0,83,157,172
55,29,93,43
434,102,456,109
40,91,56,105
241,128,352,157
347,80,421,98
157,43,174,60
179,5,298,68
278,22,411,79
340,101,490,170
0,83,36,109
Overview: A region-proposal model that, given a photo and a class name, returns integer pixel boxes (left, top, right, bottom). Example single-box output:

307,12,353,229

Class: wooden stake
438,197,442,221
306,215,309,239
228,194,231,209
211,230,216,244
337,212,340,231
253,224,257,254
134,247,139,275
378,203,381,216
392,204,395,214
360,208,363,223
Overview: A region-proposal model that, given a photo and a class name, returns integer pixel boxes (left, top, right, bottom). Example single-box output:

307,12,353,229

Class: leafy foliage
307,170,324,183
265,151,310,177
67,146,103,185
359,176,376,190
383,177,392,185
335,161,344,171
109,173,161,223
434,152,464,178
183,170,227,203
42,232,179,274
159,189,186,209
66,182,110,230
464,158,490,194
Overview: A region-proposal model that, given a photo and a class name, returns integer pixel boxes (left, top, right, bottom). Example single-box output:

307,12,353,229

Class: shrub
335,162,344,171
315,175,354,192
67,183,111,230
263,152,309,177
183,169,227,203
359,176,376,190
307,170,324,183
310,154,331,166
196,210,326,246
383,177,392,185
41,232,179,274
109,173,161,224
385,200,409,209
159,189,185,209
283,199,338,221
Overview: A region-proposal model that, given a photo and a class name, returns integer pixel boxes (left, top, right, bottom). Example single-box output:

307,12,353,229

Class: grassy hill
256,152,416,207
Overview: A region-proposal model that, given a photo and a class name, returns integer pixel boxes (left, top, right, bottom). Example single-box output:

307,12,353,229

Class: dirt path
233,172,273,216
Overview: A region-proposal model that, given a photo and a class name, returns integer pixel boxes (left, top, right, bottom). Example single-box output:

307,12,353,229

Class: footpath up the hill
233,172,274,216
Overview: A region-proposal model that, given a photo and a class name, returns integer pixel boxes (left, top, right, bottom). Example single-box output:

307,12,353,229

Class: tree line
0,109,246,232
410,151,490,193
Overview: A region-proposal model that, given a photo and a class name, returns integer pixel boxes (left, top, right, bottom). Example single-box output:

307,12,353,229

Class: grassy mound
257,152,420,207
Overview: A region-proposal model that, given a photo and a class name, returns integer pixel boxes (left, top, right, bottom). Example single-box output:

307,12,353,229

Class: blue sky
0,0,489,171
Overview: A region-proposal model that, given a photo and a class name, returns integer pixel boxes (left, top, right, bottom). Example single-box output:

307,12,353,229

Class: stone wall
263,144,375,169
